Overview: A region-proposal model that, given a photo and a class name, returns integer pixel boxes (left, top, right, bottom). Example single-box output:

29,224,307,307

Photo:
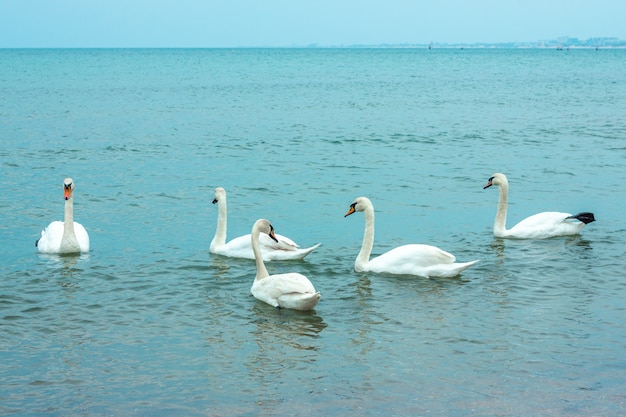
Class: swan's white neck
211,196,228,249
251,228,270,280
494,181,509,237
356,205,375,270
61,196,80,252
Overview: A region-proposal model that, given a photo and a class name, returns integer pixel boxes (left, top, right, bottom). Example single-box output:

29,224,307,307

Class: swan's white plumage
209,187,319,261
345,197,478,278
484,173,595,239
36,178,90,254
250,219,321,310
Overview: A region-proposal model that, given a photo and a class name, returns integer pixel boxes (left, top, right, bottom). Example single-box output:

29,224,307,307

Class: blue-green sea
1,48,625,416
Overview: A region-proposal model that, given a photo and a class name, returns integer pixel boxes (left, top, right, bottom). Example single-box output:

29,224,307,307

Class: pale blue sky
2,0,625,48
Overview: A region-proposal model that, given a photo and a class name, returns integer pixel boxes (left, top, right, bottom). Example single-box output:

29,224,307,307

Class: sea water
1,48,625,416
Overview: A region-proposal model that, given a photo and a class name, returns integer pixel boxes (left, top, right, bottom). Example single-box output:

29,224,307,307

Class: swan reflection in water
245,304,327,379
490,235,594,263
37,252,90,290
250,303,327,351
239,305,327,408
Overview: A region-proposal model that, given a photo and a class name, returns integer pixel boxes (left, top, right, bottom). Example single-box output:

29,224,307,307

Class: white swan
483,173,596,239
250,219,321,310
36,178,90,254
209,187,320,261
344,197,478,278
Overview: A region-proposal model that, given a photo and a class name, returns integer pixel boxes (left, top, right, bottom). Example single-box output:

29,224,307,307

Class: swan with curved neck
250,219,321,310
483,173,595,239
344,197,478,278
36,178,90,254
210,187,320,261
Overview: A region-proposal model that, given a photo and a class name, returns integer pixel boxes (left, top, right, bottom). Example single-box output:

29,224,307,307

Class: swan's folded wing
215,234,255,258
278,291,321,310
37,221,65,253
260,232,299,250
374,244,455,266
365,244,458,276
73,222,90,252
217,233,318,260
512,212,571,229
509,212,583,238
262,273,317,299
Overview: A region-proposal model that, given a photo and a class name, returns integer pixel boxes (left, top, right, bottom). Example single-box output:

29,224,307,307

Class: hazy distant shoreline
3,37,624,50
304,36,626,49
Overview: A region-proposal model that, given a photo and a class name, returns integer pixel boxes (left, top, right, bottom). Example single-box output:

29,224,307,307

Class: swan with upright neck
209,187,319,261
250,219,321,310
345,197,478,278
483,173,595,239
36,178,90,254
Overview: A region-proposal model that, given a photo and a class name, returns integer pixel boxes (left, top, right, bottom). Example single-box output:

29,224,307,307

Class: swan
210,187,320,261
344,197,478,278
250,219,321,310
483,173,596,239
36,178,90,254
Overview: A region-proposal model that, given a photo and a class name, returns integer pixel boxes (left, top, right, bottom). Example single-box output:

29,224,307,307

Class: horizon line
1,36,625,50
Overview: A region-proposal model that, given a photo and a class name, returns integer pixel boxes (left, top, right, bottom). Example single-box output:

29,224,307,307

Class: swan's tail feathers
566,212,596,224
429,260,479,278
263,243,321,261
279,243,321,260
449,260,479,277
457,259,479,272
278,291,321,311
298,243,321,258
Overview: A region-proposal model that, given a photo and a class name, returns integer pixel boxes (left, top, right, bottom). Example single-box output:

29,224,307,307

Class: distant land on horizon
301,36,626,49
2,36,624,49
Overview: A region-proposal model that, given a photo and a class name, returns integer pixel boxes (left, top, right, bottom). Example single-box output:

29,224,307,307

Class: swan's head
63,178,75,200
344,197,372,217
253,219,278,242
483,173,508,190
212,187,226,204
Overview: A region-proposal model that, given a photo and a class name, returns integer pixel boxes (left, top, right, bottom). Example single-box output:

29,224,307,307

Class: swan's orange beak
64,185,72,200
344,206,356,217
483,179,493,189
268,225,278,242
